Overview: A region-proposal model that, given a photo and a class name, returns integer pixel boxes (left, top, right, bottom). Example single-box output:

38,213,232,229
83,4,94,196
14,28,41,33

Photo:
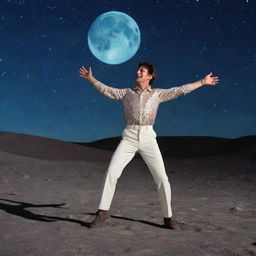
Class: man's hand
202,72,219,86
79,66,92,80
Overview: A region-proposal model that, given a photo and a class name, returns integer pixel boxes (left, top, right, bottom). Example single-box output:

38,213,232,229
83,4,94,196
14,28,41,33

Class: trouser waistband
126,124,153,130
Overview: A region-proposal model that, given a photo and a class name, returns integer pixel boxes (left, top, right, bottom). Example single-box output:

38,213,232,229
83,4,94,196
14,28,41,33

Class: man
79,62,219,229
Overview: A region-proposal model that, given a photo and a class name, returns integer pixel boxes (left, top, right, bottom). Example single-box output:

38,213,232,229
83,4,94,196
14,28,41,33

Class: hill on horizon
0,131,255,160
80,135,256,159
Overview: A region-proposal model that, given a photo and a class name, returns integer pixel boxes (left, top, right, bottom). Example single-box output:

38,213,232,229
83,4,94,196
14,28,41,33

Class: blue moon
87,11,141,65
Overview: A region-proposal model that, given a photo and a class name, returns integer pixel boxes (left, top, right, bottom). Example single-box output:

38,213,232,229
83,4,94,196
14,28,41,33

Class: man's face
135,66,152,84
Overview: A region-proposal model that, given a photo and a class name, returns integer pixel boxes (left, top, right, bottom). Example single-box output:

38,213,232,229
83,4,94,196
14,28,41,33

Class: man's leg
89,137,138,228
138,138,173,218
98,137,138,211
138,133,179,230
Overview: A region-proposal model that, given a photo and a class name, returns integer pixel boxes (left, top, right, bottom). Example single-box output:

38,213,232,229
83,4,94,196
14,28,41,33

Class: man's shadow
0,198,89,227
86,212,164,229
0,198,165,229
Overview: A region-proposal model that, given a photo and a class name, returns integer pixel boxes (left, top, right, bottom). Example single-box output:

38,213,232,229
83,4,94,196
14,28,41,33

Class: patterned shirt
90,80,194,125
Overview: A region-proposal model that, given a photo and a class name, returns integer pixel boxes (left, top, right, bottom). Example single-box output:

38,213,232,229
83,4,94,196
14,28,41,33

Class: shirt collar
133,85,152,92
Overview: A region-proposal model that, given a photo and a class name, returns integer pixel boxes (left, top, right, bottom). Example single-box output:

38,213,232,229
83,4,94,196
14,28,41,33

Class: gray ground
0,138,255,256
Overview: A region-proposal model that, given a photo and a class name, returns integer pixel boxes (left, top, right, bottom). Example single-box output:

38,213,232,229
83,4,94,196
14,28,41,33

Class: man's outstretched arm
159,72,220,103
189,72,219,90
79,66,98,84
79,66,127,101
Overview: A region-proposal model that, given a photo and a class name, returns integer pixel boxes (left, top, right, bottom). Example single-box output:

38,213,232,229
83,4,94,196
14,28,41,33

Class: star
46,5,56,11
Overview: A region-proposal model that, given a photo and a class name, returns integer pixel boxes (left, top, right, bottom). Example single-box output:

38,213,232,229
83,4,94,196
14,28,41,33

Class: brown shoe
89,210,110,228
163,217,180,230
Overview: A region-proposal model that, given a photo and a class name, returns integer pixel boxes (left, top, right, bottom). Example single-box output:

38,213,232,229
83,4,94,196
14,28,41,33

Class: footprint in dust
178,222,202,232
221,248,256,256
220,248,241,256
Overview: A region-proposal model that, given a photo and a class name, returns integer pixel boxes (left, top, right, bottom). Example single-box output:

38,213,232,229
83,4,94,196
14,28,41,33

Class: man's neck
136,82,151,91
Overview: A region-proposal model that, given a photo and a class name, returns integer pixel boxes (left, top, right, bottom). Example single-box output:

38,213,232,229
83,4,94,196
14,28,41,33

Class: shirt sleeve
158,84,194,103
89,80,128,101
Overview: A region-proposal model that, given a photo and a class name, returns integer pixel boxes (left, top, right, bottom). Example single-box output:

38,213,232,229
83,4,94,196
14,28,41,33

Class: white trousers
98,125,172,218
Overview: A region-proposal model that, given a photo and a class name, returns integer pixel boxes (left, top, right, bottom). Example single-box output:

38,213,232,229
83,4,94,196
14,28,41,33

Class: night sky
1,0,255,142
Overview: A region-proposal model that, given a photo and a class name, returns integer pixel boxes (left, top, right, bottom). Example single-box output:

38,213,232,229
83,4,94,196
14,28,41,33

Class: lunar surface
88,11,141,64
0,132,255,256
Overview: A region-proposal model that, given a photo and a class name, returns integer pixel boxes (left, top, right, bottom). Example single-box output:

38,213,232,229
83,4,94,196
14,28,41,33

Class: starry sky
0,0,255,142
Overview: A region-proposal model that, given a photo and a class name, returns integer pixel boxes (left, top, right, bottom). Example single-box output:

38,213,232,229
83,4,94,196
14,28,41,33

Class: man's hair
138,61,157,85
